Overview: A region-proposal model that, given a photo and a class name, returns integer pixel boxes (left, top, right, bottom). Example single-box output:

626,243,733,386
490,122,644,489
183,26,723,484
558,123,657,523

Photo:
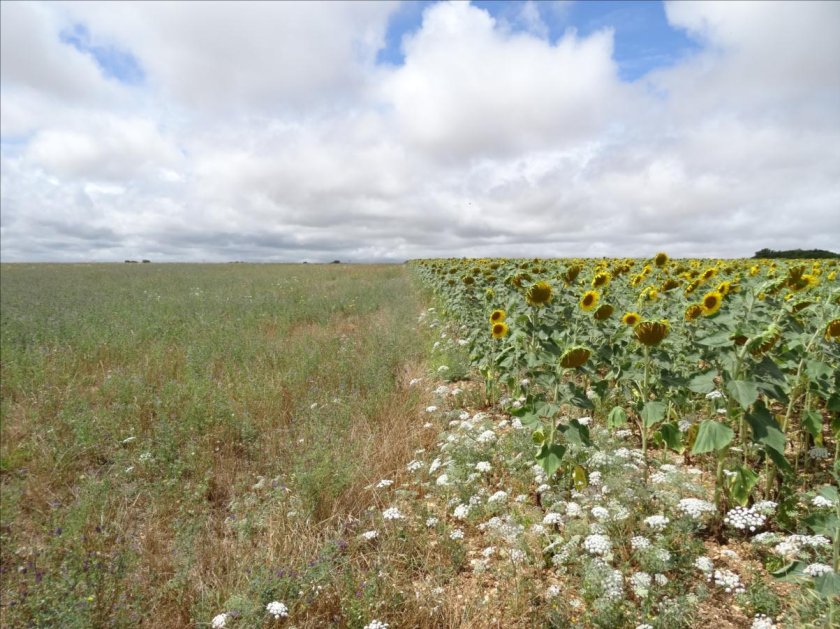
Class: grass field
0,263,444,627
2,259,838,629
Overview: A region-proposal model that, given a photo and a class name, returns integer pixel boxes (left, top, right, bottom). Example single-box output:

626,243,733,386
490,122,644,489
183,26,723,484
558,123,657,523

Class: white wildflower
266,601,288,619
450,528,464,540
382,507,403,520
583,534,612,556
803,563,834,577
375,479,394,489
475,461,492,473
362,530,378,541
211,613,228,629
644,515,670,531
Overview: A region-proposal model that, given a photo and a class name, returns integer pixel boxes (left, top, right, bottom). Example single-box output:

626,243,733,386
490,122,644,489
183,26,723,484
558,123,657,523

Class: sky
1,0,839,263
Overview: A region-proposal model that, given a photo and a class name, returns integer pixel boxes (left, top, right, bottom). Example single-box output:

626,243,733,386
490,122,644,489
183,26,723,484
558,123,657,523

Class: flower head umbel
266,601,289,619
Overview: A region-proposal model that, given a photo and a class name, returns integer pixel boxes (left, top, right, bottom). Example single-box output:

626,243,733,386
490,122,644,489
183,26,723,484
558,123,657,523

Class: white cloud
1,0,839,262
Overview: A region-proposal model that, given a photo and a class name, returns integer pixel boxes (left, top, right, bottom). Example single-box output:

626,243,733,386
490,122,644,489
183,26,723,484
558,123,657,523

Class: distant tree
331,260,341,264
141,259,151,263
753,248,839,259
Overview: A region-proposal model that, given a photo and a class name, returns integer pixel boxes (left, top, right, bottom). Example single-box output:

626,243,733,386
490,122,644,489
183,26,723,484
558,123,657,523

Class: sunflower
701,267,718,282
491,322,509,339
701,290,723,316
580,290,599,311
717,280,732,295
526,281,553,306
634,320,670,346
489,309,506,323
685,304,703,321
654,252,669,267
564,265,581,284
462,275,475,286
560,346,591,369
826,318,840,342
592,272,611,289
622,311,641,326
594,304,614,321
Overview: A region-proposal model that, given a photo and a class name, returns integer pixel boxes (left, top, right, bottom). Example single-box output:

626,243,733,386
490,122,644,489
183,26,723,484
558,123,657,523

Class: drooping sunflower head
594,304,614,321
717,280,732,295
702,267,718,282
701,290,723,316
491,321,509,339
462,274,475,286
526,281,553,307
685,304,703,322
592,272,611,289
826,318,840,342
622,311,641,326
634,320,670,346
580,290,599,311
564,265,581,284
748,324,782,356
560,346,592,369
489,309,506,323
654,252,669,267
661,278,681,292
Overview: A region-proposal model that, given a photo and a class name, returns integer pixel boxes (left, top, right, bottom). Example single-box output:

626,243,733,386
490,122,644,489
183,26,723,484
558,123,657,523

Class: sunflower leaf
691,420,734,454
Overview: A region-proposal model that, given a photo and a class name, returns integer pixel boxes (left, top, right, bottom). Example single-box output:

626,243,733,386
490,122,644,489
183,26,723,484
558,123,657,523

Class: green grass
1,263,434,627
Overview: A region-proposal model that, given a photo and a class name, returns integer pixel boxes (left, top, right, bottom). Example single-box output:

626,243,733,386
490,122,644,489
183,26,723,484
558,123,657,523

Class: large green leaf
814,572,840,598
559,420,591,447
536,443,566,477
641,401,667,428
729,465,759,506
607,406,627,428
744,402,786,454
691,420,735,455
688,370,717,394
801,409,823,439
726,380,760,410
804,512,839,537
766,446,793,474
698,331,734,347
658,422,683,453
805,360,832,381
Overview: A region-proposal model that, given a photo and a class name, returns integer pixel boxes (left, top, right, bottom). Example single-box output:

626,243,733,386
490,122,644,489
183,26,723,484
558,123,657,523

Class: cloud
1,1,839,262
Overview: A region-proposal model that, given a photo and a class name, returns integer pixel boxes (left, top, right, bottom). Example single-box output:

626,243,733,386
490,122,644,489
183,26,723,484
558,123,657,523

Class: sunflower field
410,255,839,625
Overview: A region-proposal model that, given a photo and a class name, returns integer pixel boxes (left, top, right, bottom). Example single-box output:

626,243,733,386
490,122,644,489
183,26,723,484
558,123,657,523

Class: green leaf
828,393,840,413
519,412,541,428
559,420,591,447
641,401,667,428
771,561,804,580
535,443,566,477
766,446,793,474
814,572,840,598
802,410,823,439
729,465,759,506
658,422,683,453
688,370,717,394
691,420,735,455
607,406,627,428
725,380,760,410
804,511,840,537
818,485,839,503
744,402,786,454
805,360,832,381
697,331,734,347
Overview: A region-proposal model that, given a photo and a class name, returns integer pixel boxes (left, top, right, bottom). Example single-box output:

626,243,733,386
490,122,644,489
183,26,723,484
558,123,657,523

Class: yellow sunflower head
622,311,641,326
685,304,704,322
826,318,840,342
634,320,670,346
526,281,553,307
491,322,509,339
702,267,718,282
560,346,592,369
489,309,506,323
654,252,669,267
564,265,581,284
592,272,611,289
717,280,732,295
594,304,614,321
701,290,723,316
580,290,599,311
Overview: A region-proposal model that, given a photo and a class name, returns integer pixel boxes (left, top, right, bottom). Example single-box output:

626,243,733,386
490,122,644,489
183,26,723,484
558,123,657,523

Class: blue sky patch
60,23,144,85
377,1,701,81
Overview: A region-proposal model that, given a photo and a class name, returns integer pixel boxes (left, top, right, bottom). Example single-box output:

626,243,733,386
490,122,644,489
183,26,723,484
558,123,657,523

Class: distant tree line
753,248,839,259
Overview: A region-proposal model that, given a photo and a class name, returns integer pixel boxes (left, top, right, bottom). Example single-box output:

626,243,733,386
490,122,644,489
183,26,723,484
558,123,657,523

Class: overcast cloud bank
1,0,839,262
